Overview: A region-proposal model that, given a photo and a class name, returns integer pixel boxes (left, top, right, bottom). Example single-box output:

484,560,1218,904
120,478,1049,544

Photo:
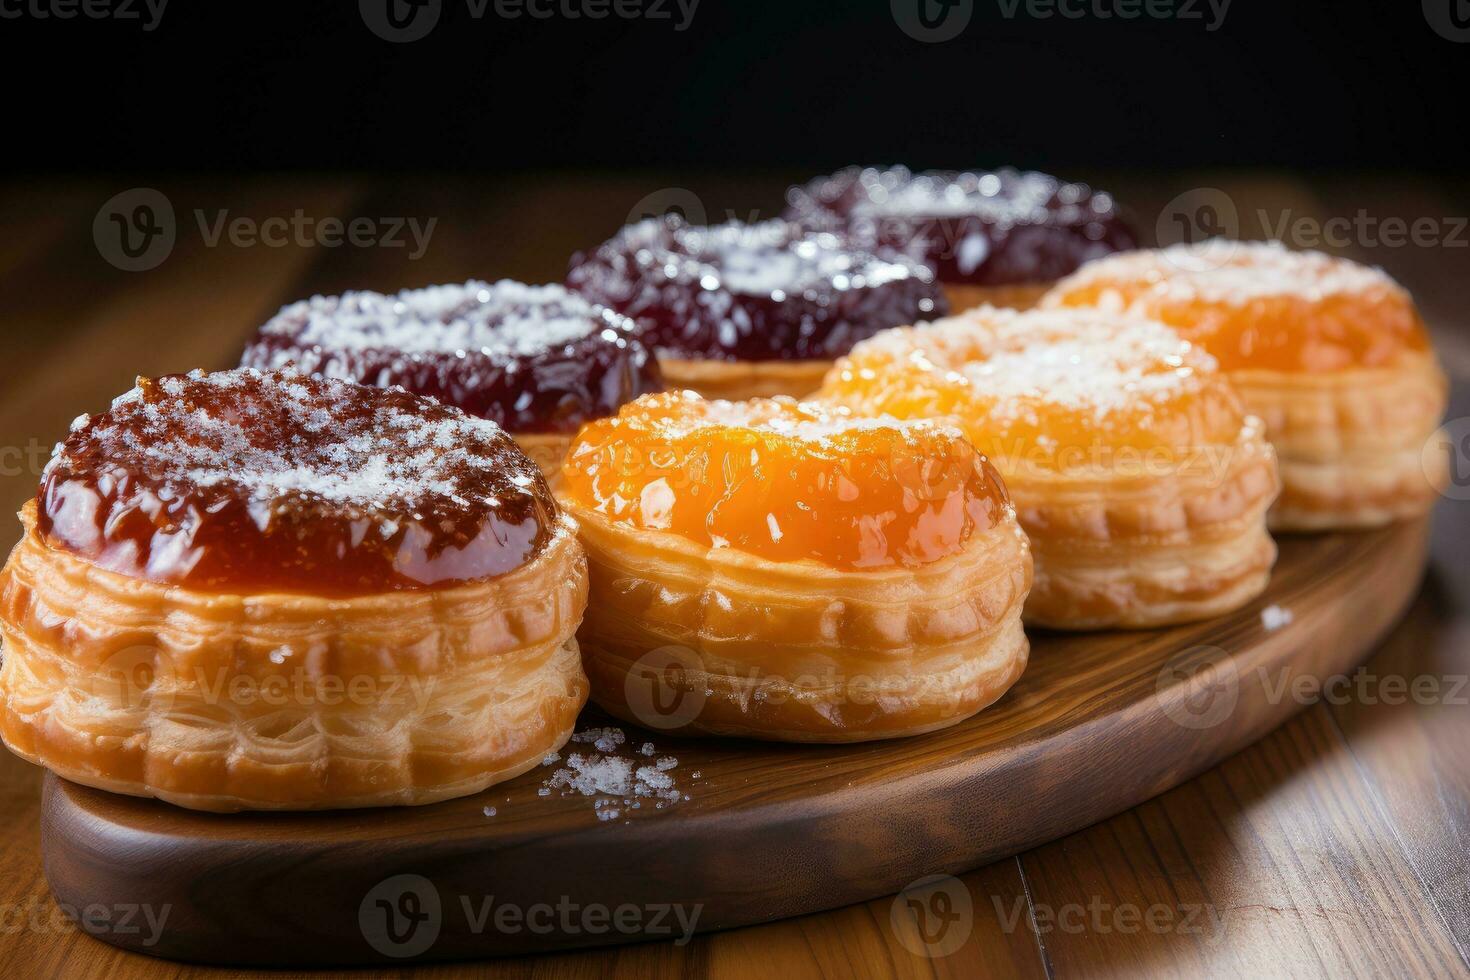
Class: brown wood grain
0,175,1467,978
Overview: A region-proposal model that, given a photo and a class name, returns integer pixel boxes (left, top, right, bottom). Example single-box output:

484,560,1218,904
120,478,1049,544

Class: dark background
3,0,1467,175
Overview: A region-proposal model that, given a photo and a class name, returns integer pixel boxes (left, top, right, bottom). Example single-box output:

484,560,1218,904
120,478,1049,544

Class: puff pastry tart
240,280,662,485
558,392,1031,742
0,368,588,811
1043,241,1448,530
819,307,1279,630
785,166,1137,313
566,216,946,400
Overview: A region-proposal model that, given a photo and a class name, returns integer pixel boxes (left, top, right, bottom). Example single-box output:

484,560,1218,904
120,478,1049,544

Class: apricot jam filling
38,368,556,595
819,308,1247,469
1043,241,1428,373
560,392,1009,571
240,280,662,435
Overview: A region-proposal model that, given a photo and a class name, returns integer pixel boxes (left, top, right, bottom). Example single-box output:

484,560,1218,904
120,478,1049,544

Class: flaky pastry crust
656,356,832,401
0,502,589,811
1227,352,1448,530
1010,418,1279,629
562,497,1032,742
817,308,1282,629
1039,241,1448,532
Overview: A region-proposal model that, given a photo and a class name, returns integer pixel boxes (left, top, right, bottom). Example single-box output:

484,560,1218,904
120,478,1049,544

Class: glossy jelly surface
240,281,663,435
561,391,1009,570
1042,241,1429,372
784,166,1137,287
39,368,556,595
820,308,1247,470
566,217,946,362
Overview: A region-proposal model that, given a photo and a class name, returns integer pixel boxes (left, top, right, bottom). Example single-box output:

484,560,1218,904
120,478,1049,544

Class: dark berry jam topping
566,217,947,362
39,368,558,596
784,167,1137,287
240,281,663,435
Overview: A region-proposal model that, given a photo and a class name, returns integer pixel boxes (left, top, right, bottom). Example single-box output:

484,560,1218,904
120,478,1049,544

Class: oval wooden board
40,520,1430,967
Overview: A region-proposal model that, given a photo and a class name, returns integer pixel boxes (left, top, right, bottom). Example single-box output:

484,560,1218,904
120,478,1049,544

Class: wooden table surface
1,174,1467,979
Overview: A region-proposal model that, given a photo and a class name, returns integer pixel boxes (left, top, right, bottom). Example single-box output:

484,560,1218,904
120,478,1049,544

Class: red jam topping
38,368,557,595
240,281,663,435
561,392,1009,571
784,166,1137,287
566,217,947,362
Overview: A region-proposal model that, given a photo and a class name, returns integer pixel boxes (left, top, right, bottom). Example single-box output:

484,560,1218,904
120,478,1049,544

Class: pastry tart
566,216,946,400
240,280,662,485
559,392,1032,742
0,368,588,811
819,307,1279,630
1042,241,1448,530
785,166,1137,313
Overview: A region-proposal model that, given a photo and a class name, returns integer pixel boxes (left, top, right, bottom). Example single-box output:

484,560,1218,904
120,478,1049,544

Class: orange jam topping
819,307,1248,470
560,391,1009,570
1042,240,1428,372
39,368,557,595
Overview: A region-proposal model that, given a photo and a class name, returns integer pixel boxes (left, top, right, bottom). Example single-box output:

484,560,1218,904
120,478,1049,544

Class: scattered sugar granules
1260,604,1293,631
540,726,690,823
571,727,627,754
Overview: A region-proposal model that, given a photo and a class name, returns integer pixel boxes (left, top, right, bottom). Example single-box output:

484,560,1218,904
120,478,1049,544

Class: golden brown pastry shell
656,356,832,401
561,497,1032,742
985,418,1279,630
0,502,589,812
1224,352,1448,531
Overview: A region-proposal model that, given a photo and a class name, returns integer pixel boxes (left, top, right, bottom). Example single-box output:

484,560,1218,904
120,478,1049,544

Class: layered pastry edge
817,306,1281,629
1040,239,1448,531
0,367,591,810
0,502,588,811
557,393,1033,740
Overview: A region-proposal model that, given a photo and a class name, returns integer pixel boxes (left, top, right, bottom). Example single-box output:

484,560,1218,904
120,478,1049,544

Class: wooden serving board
40,520,1430,967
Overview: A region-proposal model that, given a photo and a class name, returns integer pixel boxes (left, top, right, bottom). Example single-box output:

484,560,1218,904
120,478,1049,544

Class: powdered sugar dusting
257,280,617,360
855,306,1212,421
56,367,536,514
1054,239,1402,305
605,218,922,297
788,165,1123,226
41,367,560,591
646,391,966,448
